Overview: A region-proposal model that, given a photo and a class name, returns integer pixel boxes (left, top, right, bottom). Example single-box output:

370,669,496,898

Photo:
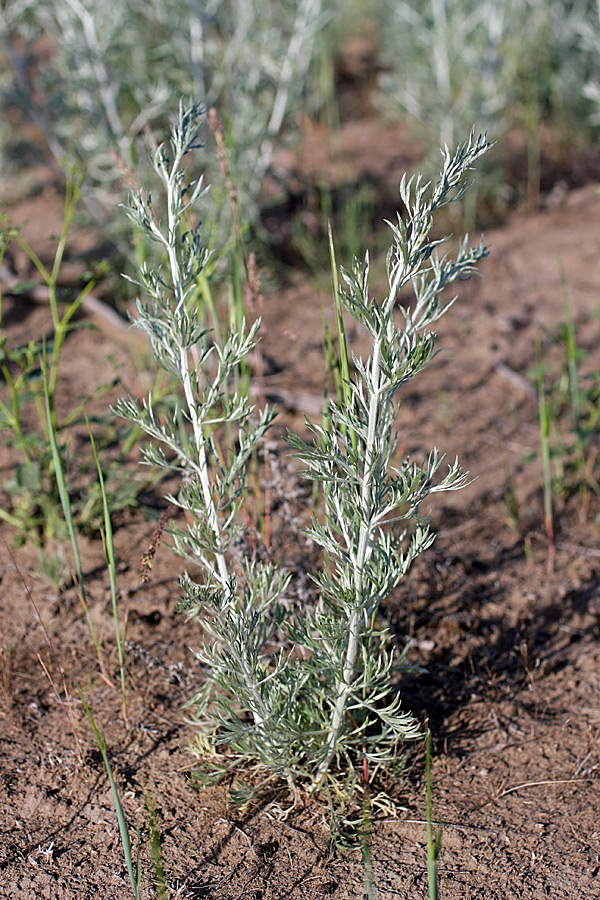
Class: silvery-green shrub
376,0,600,196
116,102,491,804
0,0,324,246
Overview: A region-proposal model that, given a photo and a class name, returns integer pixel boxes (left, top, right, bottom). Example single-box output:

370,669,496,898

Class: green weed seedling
530,274,600,564
81,696,143,900
0,176,155,567
116,102,490,827
0,172,95,544
425,726,443,900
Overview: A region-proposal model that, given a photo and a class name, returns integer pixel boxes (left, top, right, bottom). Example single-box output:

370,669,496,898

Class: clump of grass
116,101,490,819
0,172,95,543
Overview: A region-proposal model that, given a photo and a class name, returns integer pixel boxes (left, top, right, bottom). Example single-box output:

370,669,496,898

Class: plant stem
81,696,142,900
87,417,128,724
313,268,400,788
425,727,441,900
179,343,229,587
536,336,554,571
159,129,230,589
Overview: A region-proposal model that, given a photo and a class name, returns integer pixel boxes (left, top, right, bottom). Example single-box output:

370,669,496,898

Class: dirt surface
1,113,600,900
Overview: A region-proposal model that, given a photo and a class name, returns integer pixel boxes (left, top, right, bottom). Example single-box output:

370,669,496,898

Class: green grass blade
80,695,141,900
86,413,127,723
41,342,104,666
196,270,222,346
425,727,442,900
321,310,343,412
535,336,554,569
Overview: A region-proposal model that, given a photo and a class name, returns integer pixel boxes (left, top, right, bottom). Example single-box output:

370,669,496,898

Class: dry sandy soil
1,110,600,900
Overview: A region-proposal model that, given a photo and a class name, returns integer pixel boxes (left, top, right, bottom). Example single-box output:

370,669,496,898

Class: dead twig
497,776,594,798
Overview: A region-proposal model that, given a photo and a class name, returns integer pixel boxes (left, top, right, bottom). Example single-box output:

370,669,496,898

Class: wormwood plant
376,0,600,213
116,103,490,809
0,0,325,254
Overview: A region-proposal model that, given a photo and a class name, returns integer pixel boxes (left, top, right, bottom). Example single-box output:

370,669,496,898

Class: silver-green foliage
287,133,490,786
376,0,600,168
116,103,490,796
580,2,600,123
1,0,324,239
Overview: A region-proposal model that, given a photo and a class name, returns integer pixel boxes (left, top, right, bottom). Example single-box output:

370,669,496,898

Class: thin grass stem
425,726,443,900
42,342,106,674
81,695,142,900
535,336,555,571
87,415,128,724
